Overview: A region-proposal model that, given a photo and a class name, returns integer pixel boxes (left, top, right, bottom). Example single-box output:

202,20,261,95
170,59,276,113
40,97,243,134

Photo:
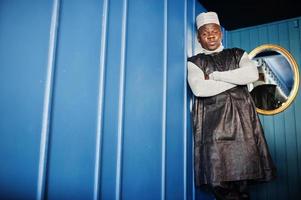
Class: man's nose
207,35,215,40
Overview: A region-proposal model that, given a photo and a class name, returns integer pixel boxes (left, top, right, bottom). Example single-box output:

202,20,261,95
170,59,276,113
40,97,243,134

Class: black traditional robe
188,48,276,187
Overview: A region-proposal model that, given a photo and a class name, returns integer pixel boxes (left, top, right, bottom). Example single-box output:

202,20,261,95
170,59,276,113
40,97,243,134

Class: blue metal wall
3,1,298,200
227,17,301,200
0,0,53,199
0,0,207,199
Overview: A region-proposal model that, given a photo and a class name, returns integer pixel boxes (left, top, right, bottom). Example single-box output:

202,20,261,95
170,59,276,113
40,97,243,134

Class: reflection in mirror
249,51,292,109
249,44,299,115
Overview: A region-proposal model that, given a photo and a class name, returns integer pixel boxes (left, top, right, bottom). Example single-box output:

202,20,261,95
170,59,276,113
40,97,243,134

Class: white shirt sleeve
209,52,259,85
187,61,236,97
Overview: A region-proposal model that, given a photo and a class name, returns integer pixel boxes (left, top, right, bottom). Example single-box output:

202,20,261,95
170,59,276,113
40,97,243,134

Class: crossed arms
187,52,259,97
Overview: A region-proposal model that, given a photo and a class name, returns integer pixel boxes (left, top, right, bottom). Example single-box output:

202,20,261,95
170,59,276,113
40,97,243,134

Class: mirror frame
249,44,300,115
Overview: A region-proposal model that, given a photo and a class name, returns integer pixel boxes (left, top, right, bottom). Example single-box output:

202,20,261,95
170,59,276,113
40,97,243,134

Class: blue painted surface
0,1,52,199
0,0,195,199
227,17,301,200
45,0,103,199
165,0,187,199
122,0,165,199
100,0,123,198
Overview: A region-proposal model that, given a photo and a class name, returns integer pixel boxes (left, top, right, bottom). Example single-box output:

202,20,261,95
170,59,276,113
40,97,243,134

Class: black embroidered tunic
188,48,277,187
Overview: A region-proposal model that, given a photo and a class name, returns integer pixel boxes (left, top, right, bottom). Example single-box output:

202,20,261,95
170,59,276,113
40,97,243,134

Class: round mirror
248,44,299,115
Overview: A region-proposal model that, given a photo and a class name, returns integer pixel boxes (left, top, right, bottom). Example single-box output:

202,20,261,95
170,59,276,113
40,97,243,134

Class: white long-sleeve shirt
188,52,258,97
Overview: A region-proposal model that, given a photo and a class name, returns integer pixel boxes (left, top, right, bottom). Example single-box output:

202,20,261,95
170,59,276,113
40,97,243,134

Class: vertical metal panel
240,31,250,51
186,2,193,200
165,0,186,199
162,0,168,199
0,1,53,199
227,17,301,200
183,0,188,199
286,19,300,199
115,0,128,199
294,18,301,192
100,0,125,198
276,21,295,200
45,0,103,199
121,0,164,199
93,0,109,199
186,1,196,199
230,31,241,49
37,0,60,199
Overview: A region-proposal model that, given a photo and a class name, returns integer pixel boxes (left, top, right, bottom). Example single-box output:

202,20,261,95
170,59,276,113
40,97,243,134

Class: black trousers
211,181,250,200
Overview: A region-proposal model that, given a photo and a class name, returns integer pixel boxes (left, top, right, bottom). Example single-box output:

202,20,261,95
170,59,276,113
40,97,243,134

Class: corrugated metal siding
0,1,53,199
227,17,301,200
0,0,208,199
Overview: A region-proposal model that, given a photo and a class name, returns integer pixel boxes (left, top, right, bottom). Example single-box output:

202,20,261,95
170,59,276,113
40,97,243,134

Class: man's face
197,23,222,51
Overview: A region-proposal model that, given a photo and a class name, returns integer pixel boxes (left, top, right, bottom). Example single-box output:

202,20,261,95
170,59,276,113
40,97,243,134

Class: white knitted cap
196,12,220,29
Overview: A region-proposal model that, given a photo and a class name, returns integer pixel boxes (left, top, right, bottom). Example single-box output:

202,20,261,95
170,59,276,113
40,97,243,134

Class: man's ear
197,32,201,43
196,29,201,43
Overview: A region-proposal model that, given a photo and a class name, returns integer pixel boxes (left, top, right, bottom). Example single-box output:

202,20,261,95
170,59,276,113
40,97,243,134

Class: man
187,12,276,200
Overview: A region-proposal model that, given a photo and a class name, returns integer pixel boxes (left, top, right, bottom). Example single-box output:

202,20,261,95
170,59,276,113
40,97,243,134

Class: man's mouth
208,42,217,46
